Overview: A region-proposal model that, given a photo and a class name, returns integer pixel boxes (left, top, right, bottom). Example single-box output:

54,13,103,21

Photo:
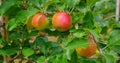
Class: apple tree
0,0,119,63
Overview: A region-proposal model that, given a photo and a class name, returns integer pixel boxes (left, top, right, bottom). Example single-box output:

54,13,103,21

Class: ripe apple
32,13,49,30
76,38,97,57
52,12,72,32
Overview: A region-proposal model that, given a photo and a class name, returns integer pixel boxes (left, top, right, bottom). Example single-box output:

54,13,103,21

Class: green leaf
46,42,60,48
68,51,77,63
52,55,68,63
87,0,98,7
29,0,41,8
94,0,115,15
43,0,59,8
0,43,19,55
94,15,105,27
35,36,46,47
109,40,120,46
111,45,120,54
103,53,116,63
22,48,34,57
109,30,120,43
35,36,48,54
49,46,63,56
79,58,101,63
88,29,100,42
83,11,94,29
64,0,81,8
8,7,39,31
113,23,120,28
4,5,21,16
66,38,89,49
37,56,45,63
66,49,74,60
78,1,88,13
94,26,102,34
61,54,68,63
0,0,18,15
0,38,3,43
73,31,86,38
9,32,21,40
72,12,85,24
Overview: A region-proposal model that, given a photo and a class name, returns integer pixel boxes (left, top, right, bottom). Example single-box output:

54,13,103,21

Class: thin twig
88,30,102,54
104,15,115,21
0,0,10,63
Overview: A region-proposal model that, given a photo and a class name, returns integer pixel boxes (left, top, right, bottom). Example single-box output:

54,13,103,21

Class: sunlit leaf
103,53,116,63
0,0,18,15
73,31,86,38
37,56,45,63
66,38,89,49
22,48,34,57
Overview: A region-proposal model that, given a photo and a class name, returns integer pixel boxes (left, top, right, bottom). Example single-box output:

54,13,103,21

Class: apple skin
32,13,49,30
52,12,72,32
76,38,97,57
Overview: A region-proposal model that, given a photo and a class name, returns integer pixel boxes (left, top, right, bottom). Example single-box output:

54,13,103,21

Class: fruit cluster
31,12,97,58
32,12,72,32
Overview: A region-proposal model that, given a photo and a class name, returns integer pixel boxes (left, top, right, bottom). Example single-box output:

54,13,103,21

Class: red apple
32,13,49,30
76,38,97,57
52,12,72,32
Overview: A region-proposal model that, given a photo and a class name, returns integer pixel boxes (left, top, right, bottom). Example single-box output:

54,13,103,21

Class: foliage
0,0,119,63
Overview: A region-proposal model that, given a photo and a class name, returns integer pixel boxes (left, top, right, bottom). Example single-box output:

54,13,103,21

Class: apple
76,38,97,57
52,12,72,32
32,13,49,30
